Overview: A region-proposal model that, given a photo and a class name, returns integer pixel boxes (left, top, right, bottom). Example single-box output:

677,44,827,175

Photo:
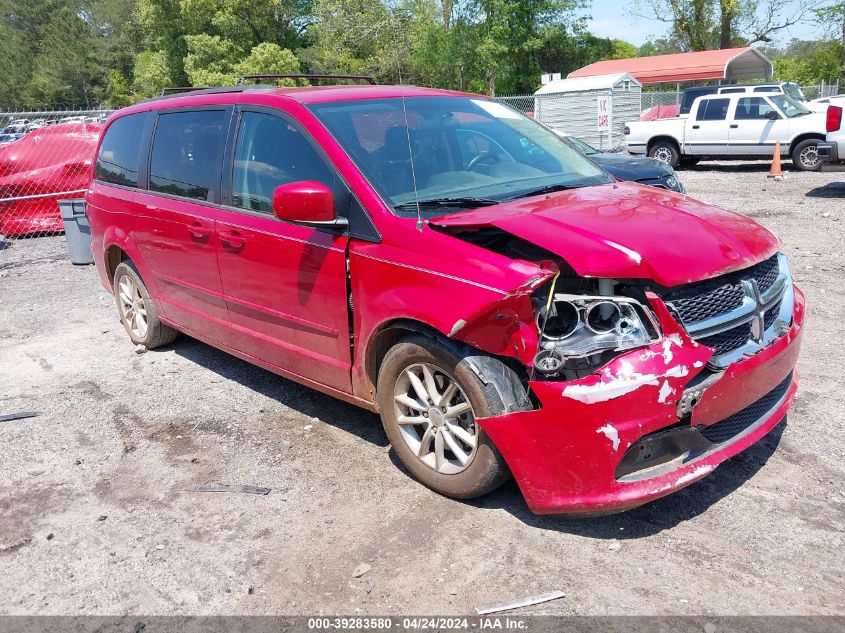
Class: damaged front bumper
477,286,805,515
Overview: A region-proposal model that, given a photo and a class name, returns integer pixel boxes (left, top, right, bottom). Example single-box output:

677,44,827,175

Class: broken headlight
534,294,660,374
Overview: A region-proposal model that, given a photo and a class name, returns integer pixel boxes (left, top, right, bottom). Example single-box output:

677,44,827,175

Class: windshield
784,83,806,102
769,94,811,117
308,96,612,216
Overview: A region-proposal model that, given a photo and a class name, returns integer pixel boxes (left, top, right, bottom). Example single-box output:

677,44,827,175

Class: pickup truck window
696,98,730,121
734,97,777,120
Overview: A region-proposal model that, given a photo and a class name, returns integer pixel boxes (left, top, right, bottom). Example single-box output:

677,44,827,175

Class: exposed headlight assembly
534,294,660,374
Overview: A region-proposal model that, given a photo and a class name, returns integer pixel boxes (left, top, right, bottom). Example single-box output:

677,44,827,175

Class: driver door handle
730,124,739,128
219,229,246,250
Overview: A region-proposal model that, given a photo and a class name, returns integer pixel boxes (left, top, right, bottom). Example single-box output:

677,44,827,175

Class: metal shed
533,73,642,150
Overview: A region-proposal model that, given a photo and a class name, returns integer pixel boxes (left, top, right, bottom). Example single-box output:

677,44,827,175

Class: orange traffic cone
767,141,783,179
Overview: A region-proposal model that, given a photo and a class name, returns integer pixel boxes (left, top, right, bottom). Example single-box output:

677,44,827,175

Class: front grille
749,256,780,294
663,254,788,358
669,282,745,324
698,372,792,444
698,322,752,355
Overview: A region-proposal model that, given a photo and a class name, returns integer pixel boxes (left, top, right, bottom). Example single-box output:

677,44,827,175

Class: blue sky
581,0,832,47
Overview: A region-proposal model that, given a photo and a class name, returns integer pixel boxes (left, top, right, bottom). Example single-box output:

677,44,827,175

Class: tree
633,0,826,50
815,2,845,79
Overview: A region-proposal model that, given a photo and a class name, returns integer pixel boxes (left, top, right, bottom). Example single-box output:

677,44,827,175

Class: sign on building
597,95,611,131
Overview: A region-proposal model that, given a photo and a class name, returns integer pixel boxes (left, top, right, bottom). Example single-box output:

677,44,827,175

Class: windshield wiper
504,183,575,201
393,197,499,211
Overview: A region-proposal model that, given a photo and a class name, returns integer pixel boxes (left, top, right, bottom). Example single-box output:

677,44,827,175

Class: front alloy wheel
377,334,530,499
393,363,479,474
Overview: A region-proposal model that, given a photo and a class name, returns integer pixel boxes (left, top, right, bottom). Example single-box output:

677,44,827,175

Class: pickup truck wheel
648,141,680,168
376,335,529,499
113,261,177,349
791,139,822,171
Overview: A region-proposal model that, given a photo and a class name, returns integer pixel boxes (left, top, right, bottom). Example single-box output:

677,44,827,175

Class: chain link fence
0,82,841,242
502,82,842,138
0,110,111,240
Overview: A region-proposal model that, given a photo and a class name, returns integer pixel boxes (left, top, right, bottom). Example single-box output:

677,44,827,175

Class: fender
100,225,162,304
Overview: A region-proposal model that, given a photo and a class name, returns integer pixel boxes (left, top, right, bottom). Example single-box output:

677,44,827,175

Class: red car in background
0,122,100,236
86,81,803,514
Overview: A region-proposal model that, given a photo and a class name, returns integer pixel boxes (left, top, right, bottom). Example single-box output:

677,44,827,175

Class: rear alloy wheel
791,139,822,171
113,261,177,349
648,141,680,168
377,334,529,499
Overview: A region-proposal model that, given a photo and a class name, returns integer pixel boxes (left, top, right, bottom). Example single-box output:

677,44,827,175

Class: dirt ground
1,161,843,617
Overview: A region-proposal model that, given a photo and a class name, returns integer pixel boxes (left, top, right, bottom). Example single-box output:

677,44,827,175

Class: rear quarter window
95,112,150,187
149,110,228,202
696,98,730,121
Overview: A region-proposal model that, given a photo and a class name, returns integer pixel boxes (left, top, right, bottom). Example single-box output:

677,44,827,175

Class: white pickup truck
624,93,829,170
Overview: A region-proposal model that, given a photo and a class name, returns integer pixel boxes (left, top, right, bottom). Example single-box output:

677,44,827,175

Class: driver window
232,112,336,213
734,97,776,120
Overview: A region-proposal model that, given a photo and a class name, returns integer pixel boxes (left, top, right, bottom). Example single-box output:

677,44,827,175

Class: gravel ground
1,161,843,616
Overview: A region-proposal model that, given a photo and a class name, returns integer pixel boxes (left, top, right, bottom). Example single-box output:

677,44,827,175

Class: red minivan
86,79,804,514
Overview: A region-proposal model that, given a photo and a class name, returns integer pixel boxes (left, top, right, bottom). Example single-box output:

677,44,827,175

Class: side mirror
272,181,346,227
765,110,781,120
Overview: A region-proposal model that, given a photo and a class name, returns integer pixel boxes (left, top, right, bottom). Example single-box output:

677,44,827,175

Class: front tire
376,334,530,499
113,261,177,349
791,139,822,171
648,140,680,168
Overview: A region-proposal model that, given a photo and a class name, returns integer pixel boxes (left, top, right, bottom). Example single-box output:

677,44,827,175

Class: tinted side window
753,87,780,93
734,97,777,120
696,98,730,121
681,87,717,113
232,112,337,213
719,88,745,94
95,112,149,187
149,110,227,201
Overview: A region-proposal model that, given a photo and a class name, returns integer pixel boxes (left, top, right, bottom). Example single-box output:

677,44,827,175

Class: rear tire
113,261,177,349
648,140,680,168
376,334,530,499
791,139,822,171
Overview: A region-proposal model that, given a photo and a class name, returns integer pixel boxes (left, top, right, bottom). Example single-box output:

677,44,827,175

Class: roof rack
236,74,378,86
159,86,213,95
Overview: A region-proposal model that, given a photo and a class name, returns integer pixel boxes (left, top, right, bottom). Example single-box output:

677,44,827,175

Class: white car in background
625,92,828,170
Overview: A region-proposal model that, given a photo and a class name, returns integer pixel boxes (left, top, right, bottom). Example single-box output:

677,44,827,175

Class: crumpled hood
430,182,780,287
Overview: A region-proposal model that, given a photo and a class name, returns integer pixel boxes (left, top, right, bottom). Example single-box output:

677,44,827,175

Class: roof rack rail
159,86,213,95
236,74,377,86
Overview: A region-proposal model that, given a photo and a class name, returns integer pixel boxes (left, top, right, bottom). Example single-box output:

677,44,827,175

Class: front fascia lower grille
664,254,794,368
698,372,792,444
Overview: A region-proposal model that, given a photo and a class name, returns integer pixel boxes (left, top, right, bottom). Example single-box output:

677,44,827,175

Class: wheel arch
363,317,533,413
789,132,824,151
104,244,129,285
647,135,681,153
365,318,449,403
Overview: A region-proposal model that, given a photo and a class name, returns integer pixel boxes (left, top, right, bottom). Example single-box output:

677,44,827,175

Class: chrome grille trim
665,253,794,368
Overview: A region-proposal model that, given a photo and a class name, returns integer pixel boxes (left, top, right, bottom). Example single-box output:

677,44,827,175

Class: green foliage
0,0,839,110
769,39,844,85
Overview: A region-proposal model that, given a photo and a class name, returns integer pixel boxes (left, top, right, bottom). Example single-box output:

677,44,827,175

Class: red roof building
568,47,773,85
